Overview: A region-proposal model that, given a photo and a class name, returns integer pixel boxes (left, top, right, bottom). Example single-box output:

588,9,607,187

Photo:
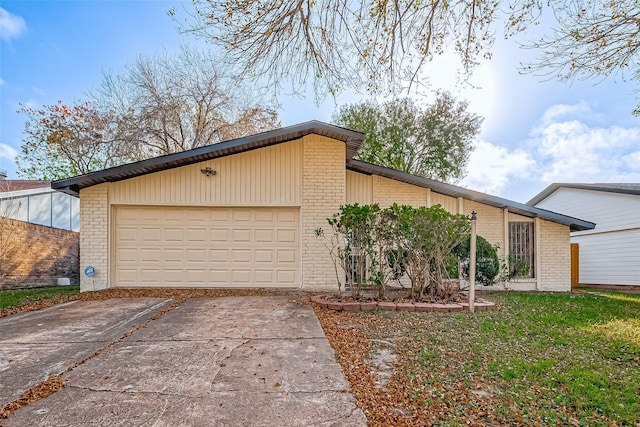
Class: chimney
0,170,6,180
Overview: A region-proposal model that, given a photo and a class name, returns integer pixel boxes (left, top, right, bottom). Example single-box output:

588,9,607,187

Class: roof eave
52,121,365,197
348,160,596,232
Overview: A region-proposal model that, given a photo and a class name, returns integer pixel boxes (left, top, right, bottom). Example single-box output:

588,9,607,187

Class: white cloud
0,7,26,41
530,104,640,183
462,140,535,195
0,77,4,86
0,143,18,162
622,151,640,169
538,99,591,127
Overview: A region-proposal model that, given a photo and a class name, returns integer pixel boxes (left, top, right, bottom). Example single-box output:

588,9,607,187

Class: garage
113,206,300,288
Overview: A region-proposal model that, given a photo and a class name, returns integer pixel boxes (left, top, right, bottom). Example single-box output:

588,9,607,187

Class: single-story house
529,183,640,289
52,121,595,292
0,179,80,232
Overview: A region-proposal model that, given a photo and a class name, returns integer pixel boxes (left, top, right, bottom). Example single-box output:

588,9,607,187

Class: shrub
455,235,501,286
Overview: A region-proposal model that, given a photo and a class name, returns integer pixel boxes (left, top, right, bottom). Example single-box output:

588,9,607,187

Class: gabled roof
52,120,595,231
349,160,596,232
527,183,640,206
52,121,364,197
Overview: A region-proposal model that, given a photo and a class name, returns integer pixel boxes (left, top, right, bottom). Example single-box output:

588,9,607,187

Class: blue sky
1,1,640,203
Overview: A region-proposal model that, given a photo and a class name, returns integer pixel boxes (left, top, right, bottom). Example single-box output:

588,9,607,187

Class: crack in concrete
67,383,354,398
1,299,184,420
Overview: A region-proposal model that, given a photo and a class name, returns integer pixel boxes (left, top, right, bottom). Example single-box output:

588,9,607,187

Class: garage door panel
186,228,207,243
210,249,230,263
277,210,297,224
277,270,296,285
277,230,297,243
117,227,138,242
210,229,230,243
277,249,296,264
232,270,251,284
255,210,274,222
255,250,274,263
232,249,252,263
139,248,162,263
254,270,274,283
114,206,299,288
186,249,207,263
232,210,252,222
163,248,184,263
255,229,274,243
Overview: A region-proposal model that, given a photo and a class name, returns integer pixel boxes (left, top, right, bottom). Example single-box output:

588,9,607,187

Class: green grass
0,285,80,309
364,292,640,425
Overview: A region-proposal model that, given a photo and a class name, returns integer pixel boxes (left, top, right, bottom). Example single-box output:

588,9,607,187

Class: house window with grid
509,222,535,278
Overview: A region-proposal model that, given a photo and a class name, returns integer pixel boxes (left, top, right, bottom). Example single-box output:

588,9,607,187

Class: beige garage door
113,206,300,288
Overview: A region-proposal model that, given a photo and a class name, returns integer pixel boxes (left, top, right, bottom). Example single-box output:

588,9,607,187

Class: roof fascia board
528,183,640,206
52,121,364,196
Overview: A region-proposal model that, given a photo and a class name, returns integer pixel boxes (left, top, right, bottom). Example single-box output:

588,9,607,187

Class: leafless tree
18,45,281,180
519,1,640,100
95,45,280,157
178,1,640,109
177,0,522,97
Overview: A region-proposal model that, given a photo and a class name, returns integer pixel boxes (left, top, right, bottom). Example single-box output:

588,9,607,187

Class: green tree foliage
332,95,482,183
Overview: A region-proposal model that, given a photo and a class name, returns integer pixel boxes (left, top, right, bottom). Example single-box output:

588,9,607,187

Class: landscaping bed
311,293,496,312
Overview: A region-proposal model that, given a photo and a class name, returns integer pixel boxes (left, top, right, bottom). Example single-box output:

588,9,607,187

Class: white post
469,211,477,313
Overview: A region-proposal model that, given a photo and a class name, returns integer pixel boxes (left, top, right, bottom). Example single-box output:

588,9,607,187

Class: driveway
0,296,366,426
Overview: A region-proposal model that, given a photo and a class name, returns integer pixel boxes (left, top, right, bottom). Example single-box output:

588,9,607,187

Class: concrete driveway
0,296,366,426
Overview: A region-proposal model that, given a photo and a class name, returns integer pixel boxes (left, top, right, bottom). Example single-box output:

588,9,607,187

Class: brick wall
301,135,345,290
538,219,571,291
372,176,428,207
79,184,109,292
0,218,79,289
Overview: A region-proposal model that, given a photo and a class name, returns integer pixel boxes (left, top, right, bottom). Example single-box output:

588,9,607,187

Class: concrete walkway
1,296,366,426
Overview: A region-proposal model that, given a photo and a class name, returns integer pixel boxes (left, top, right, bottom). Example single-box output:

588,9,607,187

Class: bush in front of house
454,235,502,287
316,203,471,301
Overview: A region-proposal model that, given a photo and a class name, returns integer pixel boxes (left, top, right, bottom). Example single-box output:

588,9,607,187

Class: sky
1,1,640,203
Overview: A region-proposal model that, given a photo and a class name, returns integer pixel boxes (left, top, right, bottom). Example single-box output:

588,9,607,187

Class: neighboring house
52,121,594,292
0,175,80,288
0,178,80,232
529,183,640,289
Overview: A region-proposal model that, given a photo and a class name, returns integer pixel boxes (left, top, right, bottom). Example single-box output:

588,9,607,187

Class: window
509,222,534,278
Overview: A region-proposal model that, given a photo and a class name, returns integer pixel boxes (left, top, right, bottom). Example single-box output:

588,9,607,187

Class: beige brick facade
75,131,573,293
79,183,109,292
301,135,345,290
538,219,571,291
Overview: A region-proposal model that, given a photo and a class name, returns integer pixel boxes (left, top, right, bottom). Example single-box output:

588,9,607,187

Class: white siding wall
536,188,638,234
573,230,640,286
535,187,640,286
